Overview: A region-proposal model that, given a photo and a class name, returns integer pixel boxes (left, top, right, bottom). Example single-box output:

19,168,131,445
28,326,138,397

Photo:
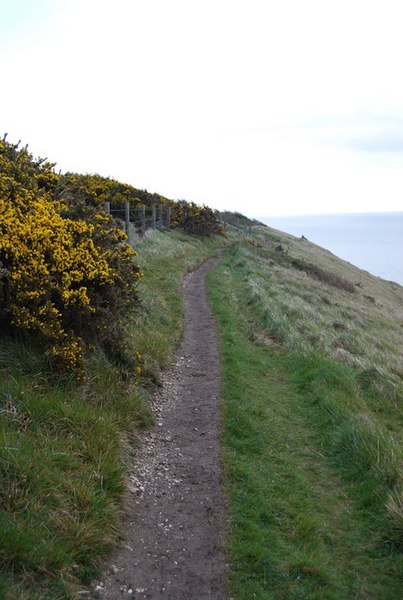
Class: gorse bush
55,172,165,210
0,136,142,372
172,200,222,236
0,135,222,373
54,175,222,237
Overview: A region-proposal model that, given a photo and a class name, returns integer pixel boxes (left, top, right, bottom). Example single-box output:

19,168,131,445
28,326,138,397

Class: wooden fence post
167,206,172,230
152,205,157,229
124,202,131,242
104,201,110,215
159,204,163,229
141,205,146,236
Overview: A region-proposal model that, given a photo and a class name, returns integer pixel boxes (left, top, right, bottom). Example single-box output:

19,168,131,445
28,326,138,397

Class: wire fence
103,202,171,242
219,220,252,237
103,201,253,242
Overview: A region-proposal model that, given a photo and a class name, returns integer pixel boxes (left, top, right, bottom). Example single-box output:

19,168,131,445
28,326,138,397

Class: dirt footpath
96,257,227,599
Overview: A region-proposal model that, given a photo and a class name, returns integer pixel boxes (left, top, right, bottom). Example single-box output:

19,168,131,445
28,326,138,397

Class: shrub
0,136,142,373
171,200,222,236
55,172,171,212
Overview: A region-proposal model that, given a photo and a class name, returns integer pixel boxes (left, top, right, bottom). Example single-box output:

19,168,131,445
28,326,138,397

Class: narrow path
97,257,227,599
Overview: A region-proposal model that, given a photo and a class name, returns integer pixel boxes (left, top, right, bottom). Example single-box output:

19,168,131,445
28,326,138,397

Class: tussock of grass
288,352,402,525
386,487,403,548
289,256,356,293
0,340,143,597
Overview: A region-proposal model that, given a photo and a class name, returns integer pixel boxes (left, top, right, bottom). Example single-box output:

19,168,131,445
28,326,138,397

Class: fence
103,202,171,242
219,220,252,237
103,201,252,242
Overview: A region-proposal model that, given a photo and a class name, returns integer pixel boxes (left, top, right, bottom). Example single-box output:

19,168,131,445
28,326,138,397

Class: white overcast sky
1,0,403,217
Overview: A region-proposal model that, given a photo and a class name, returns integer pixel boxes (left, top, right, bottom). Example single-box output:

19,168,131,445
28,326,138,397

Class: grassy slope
0,230,224,599
207,227,403,599
1,222,402,598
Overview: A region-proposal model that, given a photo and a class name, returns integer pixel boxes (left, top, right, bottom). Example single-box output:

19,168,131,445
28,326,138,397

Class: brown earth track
95,256,227,599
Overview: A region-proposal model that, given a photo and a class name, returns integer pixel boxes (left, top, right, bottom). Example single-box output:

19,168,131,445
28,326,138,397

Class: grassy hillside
207,225,403,599
1,212,402,598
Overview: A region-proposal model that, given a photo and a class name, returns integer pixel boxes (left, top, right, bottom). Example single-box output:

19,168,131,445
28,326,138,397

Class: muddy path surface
96,257,227,599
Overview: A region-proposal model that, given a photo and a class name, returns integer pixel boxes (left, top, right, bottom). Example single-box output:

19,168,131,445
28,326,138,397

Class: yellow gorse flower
0,136,141,372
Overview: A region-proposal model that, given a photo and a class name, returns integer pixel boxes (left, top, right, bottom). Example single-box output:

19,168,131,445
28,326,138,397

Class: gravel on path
95,256,227,600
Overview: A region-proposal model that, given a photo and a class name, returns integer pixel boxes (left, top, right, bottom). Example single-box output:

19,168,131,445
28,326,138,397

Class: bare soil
95,257,227,599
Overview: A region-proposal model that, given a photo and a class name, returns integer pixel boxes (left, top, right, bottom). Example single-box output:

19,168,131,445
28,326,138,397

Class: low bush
171,200,222,236
0,136,142,373
55,172,168,211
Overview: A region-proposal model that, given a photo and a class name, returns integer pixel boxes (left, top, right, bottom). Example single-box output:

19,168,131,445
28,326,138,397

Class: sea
262,212,403,286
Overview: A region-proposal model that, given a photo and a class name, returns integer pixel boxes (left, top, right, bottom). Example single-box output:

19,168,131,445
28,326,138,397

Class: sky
1,0,403,217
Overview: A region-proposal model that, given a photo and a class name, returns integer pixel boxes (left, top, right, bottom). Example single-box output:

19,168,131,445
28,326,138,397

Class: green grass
0,230,225,598
1,223,402,598
207,246,403,599
232,233,403,434
0,339,147,599
131,230,225,376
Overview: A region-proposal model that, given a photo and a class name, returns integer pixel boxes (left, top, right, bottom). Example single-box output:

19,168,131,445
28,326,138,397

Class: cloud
2,1,403,216
345,133,403,153
292,114,403,155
